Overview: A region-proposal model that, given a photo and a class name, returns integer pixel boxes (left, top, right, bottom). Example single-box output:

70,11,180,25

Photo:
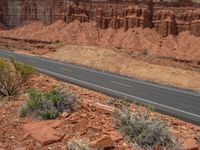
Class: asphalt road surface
0,49,200,125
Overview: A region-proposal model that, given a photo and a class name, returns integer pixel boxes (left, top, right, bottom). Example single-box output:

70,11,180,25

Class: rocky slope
0,73,200,150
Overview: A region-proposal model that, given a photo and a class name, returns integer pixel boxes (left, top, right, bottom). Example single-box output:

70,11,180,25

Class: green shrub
0,58,34,97
20,88,76,119
113,106,174,149
67,139,91,150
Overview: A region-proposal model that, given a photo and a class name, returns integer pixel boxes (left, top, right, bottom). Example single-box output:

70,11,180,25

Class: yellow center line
111,81,132,88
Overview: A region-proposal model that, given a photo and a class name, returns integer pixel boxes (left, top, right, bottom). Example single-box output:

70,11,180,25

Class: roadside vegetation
113,106,180,149
0,58,34,97
67,139,91,150
108,98,155,112
20,88,77,119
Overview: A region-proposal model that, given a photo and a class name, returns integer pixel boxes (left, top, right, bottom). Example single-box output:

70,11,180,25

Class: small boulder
91,136,113,149
23,121,65,145
94,103,114,115
183,138,198,150
61,112,69,118
72,118,88,131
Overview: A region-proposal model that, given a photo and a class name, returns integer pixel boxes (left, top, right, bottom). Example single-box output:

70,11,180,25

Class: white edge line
36,67,200,119
60,68,73,72
0,51,199,119
0,50,200,97
111,80,132,88
21,52,200,97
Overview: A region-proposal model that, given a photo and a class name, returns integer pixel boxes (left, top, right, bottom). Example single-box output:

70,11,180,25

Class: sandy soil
45,45,200,92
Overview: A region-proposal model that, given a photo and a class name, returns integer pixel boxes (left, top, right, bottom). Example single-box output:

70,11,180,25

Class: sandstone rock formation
1,0,200,37
154,10,177,36
176,9,200,37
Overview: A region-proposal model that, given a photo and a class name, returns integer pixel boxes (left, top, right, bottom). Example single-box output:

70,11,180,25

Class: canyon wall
0,0,65,28
1,0,200,37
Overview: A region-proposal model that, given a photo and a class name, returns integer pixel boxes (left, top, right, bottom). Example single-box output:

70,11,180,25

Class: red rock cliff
1,0,200,37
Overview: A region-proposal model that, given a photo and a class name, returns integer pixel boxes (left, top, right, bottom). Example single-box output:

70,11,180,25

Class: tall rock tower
149,0,154,28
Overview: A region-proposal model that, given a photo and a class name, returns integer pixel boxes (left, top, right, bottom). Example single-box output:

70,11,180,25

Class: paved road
0,49,200,125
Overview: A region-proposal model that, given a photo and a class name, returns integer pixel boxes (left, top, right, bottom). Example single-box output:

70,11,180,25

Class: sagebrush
113,106,175,149
0,58,34,97
20,88,76,119
67,139,91,150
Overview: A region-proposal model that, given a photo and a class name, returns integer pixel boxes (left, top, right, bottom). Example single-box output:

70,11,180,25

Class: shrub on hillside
113,106,175,149
0,58,34,97
67,139,91,150
20,88,76,119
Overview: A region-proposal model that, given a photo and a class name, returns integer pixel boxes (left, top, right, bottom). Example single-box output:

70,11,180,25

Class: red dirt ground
0,73,200,150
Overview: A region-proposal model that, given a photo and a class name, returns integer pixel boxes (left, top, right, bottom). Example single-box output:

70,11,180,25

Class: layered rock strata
1,0,200,37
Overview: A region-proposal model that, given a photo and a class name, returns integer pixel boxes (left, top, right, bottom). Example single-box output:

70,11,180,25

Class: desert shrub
0,58,34,97
113,106,174,149
107,98,155,112
20,88,76,119
197,135,200,144
67,139,91,150
141,49,148,56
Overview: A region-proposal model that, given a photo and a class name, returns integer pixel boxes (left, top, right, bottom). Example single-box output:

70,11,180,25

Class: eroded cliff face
154,9,200,37
186,9,200,37
1,0,200,37
0,0,64,28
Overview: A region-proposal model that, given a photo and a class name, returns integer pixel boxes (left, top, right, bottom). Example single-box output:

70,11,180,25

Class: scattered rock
94,103,114,115
91,136,113,149
183,138,199,150
111,134,124,142
61,112,69,118
72,118,88,131
88,125,102,132
49,120,64,128
23,122,65,145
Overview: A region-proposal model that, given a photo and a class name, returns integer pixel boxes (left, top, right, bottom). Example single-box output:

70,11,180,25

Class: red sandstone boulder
183,138,199,150
91,136,113,149
23,121,65,145
94,103,114,115
72,118,88,131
